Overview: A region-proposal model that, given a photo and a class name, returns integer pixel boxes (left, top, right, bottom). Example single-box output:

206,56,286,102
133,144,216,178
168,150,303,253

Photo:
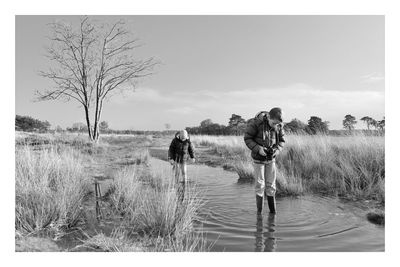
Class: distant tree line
185,114,330,136
15,115,51,132
63,121,178,136
185,114,248,135
359,116,385,131
342,114,385,133
284,116,330,135
16,113,385,136
186,113,385,136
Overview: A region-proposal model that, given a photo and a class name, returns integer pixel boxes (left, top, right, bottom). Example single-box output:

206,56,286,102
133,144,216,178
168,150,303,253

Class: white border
2,1,398,266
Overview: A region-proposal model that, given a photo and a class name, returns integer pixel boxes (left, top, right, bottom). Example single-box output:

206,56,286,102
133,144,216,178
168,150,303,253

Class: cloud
360,72,385,83
166,106,195,114
165,83,384,112
110,88,172,105
108,83,384,129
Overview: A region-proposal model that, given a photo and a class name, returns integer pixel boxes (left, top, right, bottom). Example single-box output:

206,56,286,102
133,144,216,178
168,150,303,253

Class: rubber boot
267,196,276,214
256,195,263,215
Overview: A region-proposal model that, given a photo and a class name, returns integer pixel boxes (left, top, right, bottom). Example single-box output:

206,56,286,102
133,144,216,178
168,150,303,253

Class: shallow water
150,158,384,252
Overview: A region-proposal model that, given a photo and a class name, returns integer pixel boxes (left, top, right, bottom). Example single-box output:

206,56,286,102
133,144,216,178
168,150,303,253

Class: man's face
269,118,281,129
180,130,188,141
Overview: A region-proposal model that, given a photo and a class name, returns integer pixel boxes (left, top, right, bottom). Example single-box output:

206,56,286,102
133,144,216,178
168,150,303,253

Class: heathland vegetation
15,15,384,251
15,109,385,251
15,132,207,252
190,133,385,225
190,134,384,201
15,126,385,251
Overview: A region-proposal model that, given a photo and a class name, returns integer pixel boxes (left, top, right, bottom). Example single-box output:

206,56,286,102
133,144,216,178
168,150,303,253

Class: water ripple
152,158,384,251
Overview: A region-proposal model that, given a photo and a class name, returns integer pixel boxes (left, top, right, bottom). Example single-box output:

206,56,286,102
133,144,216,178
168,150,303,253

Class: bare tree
37,16,158,142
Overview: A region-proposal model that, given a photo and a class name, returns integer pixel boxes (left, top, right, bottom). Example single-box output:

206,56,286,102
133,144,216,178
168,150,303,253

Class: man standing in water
168,129,195,201
244,108,285,214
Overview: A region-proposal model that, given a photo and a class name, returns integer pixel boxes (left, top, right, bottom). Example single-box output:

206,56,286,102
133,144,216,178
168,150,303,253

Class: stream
150,158,384,252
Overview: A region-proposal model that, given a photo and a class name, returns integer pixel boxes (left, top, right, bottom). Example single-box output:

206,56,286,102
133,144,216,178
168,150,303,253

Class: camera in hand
263,146,275,161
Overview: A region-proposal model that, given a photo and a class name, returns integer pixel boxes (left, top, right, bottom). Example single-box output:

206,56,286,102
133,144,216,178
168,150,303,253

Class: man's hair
269,107,283,122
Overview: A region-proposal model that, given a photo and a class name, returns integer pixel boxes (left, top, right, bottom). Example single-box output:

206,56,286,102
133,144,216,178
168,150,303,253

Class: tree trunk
93,125,99,143
92,122,99,142
83,105,93,141
92,98,104,143
93,98,99,142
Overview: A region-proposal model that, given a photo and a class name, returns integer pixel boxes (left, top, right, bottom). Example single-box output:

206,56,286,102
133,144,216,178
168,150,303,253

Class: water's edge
150,157,384,252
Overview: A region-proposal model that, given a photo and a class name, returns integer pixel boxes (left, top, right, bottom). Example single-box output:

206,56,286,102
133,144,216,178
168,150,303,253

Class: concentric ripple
151,158,384,252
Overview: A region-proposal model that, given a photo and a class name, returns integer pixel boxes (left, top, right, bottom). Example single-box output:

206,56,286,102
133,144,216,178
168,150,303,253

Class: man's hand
272,145,280,158
169,159,175,165
258,146,267,156
190,158,196,163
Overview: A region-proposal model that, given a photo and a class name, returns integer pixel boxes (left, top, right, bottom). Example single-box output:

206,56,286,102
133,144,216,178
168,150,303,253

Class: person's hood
174,131,190,141
254,111,268,123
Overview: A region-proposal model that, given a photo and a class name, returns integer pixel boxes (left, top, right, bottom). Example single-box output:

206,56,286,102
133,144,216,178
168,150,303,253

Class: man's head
179,129,188,141
268,107,283,127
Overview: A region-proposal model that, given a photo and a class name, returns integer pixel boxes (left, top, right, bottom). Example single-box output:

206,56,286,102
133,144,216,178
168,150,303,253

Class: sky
15,15,385,130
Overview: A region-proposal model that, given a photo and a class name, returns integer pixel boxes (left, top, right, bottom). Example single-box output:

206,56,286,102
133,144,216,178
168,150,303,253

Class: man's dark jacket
244,112,285,161
168,132,195,163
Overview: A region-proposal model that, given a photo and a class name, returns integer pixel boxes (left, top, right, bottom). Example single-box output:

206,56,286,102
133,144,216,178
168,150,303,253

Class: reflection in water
255,214,277,252
149,158,384,251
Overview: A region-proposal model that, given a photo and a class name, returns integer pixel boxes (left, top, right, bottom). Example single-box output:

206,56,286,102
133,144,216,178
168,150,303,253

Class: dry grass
15,133,208,251
151,230,211,252
123,149,150,166
279,134,384,201
232,160,254,181
191,134,385,202
77,229,144,252
15,131,105,155
15,145,91,236
107,162,207,251
100,134,154,147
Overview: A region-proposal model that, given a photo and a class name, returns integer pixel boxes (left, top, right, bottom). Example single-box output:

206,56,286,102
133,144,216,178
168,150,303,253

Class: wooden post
94,181,103,221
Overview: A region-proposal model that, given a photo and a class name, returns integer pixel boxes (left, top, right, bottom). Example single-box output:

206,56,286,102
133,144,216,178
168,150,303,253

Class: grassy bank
191,134,385,204
105,165,207,251
15,132,208,251
15,144,92,237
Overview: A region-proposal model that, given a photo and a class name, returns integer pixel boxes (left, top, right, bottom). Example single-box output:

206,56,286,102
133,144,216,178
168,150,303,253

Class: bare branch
36,86,85,105
38,16,159,141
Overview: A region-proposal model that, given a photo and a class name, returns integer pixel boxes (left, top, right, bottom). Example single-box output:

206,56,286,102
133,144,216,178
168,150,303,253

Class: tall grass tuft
275,169,304,196
78,229,144,252
232,159,254,181
107,167,144,218
15,145,91,236
152,230,211,252
278,134,384,201
108,164,206,251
